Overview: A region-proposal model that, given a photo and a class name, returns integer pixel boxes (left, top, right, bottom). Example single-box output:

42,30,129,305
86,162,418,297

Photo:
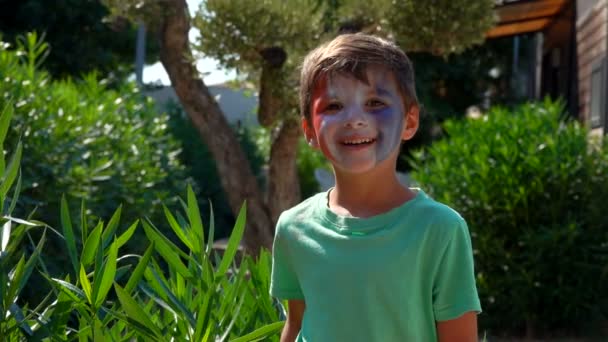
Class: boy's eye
325,103,343,112
367,99,386,108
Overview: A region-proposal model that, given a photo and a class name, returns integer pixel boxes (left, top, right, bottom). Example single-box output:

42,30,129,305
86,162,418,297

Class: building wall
576,0,607,131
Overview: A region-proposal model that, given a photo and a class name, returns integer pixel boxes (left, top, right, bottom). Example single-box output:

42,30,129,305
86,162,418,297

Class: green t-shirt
270,189,481,341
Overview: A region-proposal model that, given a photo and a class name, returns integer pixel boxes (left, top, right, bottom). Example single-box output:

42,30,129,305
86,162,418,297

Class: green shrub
165,101,266,239
0,100,282,340
0,33,189,232
411,99,608,337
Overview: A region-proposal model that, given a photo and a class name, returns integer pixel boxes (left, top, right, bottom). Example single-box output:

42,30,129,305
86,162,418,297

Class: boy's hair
299,33,419,124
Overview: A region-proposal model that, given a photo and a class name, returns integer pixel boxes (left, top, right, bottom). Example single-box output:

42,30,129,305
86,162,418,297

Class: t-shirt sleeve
432,218,482,321
270,216,304,300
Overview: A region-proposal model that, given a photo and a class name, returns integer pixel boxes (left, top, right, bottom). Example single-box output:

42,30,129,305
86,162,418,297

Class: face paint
309,65,406,174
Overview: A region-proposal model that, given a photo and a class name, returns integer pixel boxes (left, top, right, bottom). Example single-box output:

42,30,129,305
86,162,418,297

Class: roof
487,0,571,38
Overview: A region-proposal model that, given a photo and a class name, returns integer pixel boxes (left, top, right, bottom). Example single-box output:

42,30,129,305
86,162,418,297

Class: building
489,0,607,135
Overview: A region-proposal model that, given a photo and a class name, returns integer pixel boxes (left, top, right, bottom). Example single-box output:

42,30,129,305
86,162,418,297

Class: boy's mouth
341,137,377,146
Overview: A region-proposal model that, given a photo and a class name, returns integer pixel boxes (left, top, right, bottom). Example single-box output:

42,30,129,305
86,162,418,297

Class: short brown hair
299,33,418,124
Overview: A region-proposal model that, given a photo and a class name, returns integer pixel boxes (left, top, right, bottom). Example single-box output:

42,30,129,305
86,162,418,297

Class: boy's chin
332,159,379,175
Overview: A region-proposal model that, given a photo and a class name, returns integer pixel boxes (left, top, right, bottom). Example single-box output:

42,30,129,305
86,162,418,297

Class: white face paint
309,65,407,174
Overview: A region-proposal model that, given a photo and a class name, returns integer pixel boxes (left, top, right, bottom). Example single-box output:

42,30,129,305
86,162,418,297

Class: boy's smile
306,65,409,174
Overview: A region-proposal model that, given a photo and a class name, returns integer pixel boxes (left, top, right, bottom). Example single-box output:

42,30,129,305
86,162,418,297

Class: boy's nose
343,107,369,128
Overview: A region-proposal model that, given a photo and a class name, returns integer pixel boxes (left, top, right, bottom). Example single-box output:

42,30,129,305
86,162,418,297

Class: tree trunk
258,48,301,224
267,118,301,223
158,0,274,253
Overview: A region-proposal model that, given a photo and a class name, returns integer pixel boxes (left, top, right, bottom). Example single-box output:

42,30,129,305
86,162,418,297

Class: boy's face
304,65,418,174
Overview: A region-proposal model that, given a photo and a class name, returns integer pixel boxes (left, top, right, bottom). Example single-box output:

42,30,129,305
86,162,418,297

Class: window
589,58,606,129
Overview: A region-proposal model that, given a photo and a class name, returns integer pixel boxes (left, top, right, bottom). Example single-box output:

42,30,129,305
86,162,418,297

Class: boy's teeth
344,138,373,145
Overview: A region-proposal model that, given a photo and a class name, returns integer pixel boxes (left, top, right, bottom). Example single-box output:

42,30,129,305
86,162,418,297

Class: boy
270,33,481,341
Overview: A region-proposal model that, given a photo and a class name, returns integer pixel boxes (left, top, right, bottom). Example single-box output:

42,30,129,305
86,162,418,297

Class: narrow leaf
101,205,121,250
187,185,204,247
9,302,34,336
116,220,138,249
0,102,14,151
0,142,22,208
149,268,196,327
216,202,247,278
80,265,93,304
229,321,285,342
7,254,26,303
50,277,86,302
142,220,192,278
80,198,88,245
1,220,10,252
94,239,118,308
205,201,215,254
114,284,163,338
81,221,102,268
125,244,153,293
7,171,21,215
61,195,79,275
164,205,194,251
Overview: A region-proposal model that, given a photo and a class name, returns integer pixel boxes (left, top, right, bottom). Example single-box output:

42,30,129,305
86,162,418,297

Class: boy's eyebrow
373,86,393,97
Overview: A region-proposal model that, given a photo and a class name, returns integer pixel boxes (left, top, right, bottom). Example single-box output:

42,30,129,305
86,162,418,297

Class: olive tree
102,0,495,254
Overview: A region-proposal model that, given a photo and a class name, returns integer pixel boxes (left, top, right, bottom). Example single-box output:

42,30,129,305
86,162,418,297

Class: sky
142,0,235,86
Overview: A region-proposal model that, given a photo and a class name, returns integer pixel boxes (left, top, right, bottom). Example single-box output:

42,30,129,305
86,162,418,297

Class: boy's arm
280,300,305,342
436,311,478,342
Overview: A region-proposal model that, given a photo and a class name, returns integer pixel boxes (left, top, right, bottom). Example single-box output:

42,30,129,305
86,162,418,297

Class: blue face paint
310,65,406,174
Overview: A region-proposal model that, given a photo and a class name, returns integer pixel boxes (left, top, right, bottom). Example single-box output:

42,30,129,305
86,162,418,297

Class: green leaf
94,239,118,308
0,102,14,152
103,306,160,341
164,205,194,252
142,219,192,278
114,284,163,339
81,221,102,268
187,185,204,248
125,244,154,293
6,254,26,304
229,321,285,342
101,205,121,250
9,302,33,336
80,264,93,304
0,141,21,210
149,267,196,327
1,219,11,252
205,201,215,254
7,171,21,216
80,198,88,245
50,277,86,302
61,195,79,275
216,202,246,278
16,229,44,298
116,220,139,249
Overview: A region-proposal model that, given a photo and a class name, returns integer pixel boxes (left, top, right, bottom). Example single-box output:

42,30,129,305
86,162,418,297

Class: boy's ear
301,117,319,149
402,104,419,141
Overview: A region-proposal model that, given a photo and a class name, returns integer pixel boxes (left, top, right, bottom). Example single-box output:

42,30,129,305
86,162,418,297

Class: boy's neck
329,167,415,218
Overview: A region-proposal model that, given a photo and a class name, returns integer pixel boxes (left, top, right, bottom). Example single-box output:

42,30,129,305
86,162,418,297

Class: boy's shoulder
277,191,326,227
408,190,468,233
415,191,464,221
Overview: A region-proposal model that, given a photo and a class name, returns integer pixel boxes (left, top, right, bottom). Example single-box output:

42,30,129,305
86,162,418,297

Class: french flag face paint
309,65,406,174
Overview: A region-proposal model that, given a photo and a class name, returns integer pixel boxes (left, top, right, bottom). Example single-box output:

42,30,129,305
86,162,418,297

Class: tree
0,0,159,79
102,0,495,254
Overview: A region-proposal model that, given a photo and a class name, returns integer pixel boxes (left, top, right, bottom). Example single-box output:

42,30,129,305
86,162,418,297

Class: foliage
0,33,188,233
0,0,159,79
411,99,608,337
0,100,282,339
0,101,46,340
165,100,267,240
167,99,329,229
297,138,331,198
